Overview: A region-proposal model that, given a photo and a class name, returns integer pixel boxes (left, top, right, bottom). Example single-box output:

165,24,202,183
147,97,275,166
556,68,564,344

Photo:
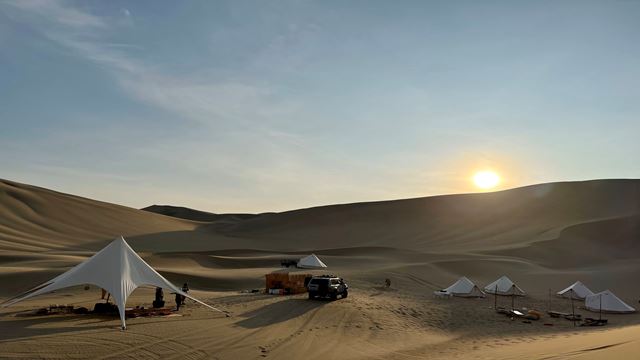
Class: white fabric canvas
297,254,327,269
557,281,595,300
483,275,525,296
1,236,225,329
434,277,485,298
585,290,636,314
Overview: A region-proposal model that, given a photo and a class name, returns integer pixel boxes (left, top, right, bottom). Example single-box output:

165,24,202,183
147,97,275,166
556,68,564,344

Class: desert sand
1,178,640,359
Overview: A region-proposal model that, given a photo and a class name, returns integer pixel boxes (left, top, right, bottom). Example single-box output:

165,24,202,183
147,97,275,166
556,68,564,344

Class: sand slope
0,179,195,252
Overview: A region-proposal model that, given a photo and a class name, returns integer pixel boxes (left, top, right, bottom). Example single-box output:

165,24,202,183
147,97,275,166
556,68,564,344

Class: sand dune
142,205,260,223
0,179,195,252
1,178,640,359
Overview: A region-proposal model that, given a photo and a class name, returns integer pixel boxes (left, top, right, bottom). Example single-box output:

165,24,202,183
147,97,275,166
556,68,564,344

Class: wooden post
599,293,603,321
570,289,576,327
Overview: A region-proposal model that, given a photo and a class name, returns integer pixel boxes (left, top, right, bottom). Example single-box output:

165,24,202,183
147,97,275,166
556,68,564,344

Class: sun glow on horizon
473,171,500,190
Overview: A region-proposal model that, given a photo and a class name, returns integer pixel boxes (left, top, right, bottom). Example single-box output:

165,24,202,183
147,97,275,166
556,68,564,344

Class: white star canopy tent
434,277,485,298
297,254,327,269
585,290,636,314
557,281,595,300
483,275,526,296
1,236,226,329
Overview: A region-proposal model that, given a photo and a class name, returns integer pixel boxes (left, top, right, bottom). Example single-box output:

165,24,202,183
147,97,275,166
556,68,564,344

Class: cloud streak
5,0,299,131
1,0,367,211
6,0,105,28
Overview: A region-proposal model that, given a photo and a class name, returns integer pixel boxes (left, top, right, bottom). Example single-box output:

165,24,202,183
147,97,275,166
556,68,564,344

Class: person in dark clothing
175,292,181,311
155,287,164,302
181,283,189,305
153,287,164,308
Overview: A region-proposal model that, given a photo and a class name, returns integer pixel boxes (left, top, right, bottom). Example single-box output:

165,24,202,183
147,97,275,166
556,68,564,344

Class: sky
1,0,639,213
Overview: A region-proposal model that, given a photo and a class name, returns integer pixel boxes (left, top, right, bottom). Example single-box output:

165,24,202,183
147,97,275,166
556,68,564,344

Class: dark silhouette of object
385,278,391,288
280,259,298,267
153,287,165,308
181,283,189,305
175,292,181,311
94,302,118,314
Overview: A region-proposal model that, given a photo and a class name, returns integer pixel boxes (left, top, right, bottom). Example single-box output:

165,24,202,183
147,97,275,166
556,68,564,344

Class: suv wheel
342,290,348,299
308,292,315,300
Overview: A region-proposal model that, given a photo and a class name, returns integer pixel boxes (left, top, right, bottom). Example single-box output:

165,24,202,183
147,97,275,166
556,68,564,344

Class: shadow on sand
234,298,327,329
0,314,119,341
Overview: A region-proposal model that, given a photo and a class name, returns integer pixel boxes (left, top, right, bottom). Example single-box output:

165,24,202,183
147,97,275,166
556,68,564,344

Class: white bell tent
1,236,226,329
484,275,525,296
557,281,595,300
297,254,327,269
434,277,485,298
585,290,636,314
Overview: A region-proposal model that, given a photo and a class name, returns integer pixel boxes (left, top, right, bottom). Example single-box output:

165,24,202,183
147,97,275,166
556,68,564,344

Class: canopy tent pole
599,293,603,320
511,284,515,310
494,284,498,309
570,289,576,327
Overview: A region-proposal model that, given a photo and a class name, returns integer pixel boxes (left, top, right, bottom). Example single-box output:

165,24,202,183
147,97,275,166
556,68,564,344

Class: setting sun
473,171,500,189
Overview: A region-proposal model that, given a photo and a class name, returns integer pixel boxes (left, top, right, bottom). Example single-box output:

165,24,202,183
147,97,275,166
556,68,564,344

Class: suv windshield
309,278,329,286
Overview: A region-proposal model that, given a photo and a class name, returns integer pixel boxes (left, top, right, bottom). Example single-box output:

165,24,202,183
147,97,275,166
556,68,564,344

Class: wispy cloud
6,0,105,28
5,0,297,130
1,0,346,210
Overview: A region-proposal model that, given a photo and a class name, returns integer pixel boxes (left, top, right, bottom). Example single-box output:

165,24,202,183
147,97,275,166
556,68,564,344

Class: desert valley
1,178,640,359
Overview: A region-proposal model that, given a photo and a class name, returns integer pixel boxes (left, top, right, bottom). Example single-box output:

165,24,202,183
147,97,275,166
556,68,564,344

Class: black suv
307,275,348,300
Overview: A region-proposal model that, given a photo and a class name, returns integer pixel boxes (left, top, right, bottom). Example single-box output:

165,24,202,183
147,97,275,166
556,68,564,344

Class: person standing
153,287,164,308
175,292,181,311
181,282,189,305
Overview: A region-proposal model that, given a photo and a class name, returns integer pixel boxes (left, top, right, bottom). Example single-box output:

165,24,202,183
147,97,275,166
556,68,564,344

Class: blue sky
1,0,639,212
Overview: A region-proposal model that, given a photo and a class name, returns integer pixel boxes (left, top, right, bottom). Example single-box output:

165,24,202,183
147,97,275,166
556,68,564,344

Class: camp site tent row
437,277,636,314
0,236,227,329
556,281,636,313
434,275,526,298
